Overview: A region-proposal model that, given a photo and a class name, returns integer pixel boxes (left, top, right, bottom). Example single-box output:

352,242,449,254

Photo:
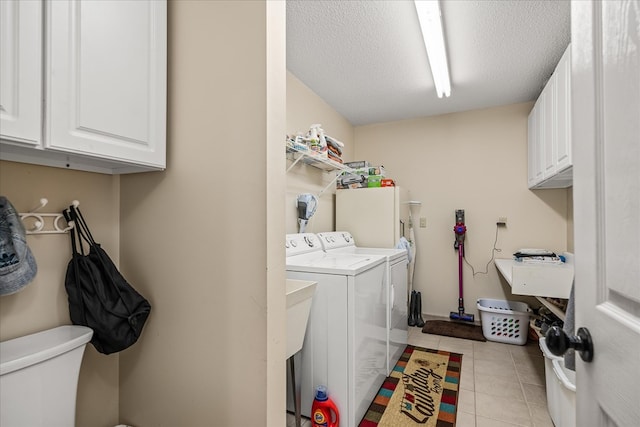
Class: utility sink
286,279,316,359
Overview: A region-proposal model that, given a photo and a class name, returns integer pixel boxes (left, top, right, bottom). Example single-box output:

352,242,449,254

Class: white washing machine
285,233,388,427
317,231,409,375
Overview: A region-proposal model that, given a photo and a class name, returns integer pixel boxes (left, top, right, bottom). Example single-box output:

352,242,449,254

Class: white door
0,0,42,146
572,1,640,426
46,0,166,168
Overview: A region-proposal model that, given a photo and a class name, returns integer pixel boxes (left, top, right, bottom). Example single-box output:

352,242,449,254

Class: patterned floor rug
359,345,462,427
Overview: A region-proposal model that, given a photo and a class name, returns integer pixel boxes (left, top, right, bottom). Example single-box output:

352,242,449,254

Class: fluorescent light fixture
414,0,451,98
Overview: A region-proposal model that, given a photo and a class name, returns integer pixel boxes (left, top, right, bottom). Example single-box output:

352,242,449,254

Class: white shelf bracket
319,174,342,197
286,153,305,173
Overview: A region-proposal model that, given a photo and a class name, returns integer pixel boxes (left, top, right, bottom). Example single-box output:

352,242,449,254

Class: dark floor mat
422,319,487,341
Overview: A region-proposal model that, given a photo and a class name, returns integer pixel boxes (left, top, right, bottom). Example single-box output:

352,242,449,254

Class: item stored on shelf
367,175,384,187
336,172,368,189
344,160,370,168
336,165,386,189
286,125,347,164
325,135,344,164
381,179,395,187
367,165,386,176
307,124,328,159
286,134,309,152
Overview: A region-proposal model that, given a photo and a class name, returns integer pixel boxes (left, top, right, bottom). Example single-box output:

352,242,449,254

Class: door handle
545,325,594,362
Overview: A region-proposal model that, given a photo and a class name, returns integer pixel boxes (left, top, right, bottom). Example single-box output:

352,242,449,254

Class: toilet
0,325,93,427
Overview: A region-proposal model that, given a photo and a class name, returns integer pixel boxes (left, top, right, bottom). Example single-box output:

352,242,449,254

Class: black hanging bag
63,205,151,354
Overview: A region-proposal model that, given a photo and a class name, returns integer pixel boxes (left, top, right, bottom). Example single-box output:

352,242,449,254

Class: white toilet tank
0,325,93,427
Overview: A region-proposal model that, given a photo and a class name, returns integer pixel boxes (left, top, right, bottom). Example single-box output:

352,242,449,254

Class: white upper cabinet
46,0,166,169
0,0,166,174
527,101,543,187
554,47,572,173
541,78,556,178
0,0,42,146
527,44,572,189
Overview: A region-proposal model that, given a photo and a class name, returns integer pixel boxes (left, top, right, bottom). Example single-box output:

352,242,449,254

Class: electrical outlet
497,216,507,226
419,217,427,228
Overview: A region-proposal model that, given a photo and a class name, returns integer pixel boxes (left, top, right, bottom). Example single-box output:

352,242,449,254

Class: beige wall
567,187,574,252
0,160,120,426
286,72,355,233
118,1,286,426
354,103,569,318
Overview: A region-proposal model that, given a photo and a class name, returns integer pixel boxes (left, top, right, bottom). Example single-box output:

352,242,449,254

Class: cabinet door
541,80,556,178
528,99,545,187
0,0,42,146
46,0,166,168
555,46,572,172
527,103,539,187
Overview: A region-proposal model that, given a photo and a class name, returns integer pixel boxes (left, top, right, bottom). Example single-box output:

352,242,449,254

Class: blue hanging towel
396,236,412,263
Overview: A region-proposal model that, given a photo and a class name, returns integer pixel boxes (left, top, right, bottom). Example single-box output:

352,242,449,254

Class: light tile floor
408,324,553,427
287,324,553,427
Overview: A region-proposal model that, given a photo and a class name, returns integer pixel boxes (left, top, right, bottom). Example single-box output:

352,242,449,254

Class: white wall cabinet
527,101,542,188
0,0,166,174
0,0,42,147
527,45,572,189
554,46,572,174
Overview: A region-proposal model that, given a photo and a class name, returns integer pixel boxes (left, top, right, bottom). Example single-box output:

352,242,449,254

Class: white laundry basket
477,298,531,345
539,338,576,427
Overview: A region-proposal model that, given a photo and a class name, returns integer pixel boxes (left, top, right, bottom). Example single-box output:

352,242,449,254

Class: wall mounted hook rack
19,198,79,235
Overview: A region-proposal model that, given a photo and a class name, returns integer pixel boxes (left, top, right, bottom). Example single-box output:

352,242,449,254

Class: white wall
354,103,569,318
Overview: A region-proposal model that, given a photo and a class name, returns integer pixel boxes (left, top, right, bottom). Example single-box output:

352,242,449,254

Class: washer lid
326,246,408,262
286,252,385,275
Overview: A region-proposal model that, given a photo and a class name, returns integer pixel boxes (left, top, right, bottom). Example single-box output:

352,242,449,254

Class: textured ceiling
287,0,571,126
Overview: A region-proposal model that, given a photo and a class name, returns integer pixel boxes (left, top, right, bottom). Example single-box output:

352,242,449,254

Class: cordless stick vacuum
450,210,474,323
296,193,318,233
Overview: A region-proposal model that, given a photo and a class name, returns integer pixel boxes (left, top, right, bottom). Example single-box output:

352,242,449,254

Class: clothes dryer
317,231,409,375
285,233,387,427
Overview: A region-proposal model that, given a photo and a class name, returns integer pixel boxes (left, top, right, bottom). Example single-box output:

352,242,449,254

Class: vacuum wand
450,209,474,323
